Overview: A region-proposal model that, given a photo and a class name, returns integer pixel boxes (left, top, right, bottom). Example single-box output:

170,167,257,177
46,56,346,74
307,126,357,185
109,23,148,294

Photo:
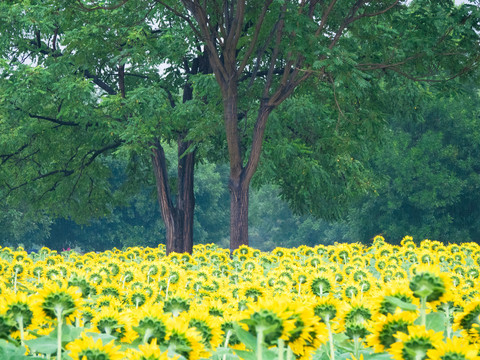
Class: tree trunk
177,137,195,254
151,143,183,254
223,84,251,251
229,175,249,251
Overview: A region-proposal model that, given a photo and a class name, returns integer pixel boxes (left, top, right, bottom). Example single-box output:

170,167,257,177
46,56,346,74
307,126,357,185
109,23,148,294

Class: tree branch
76,0,130,11
84,69,117,95
237,0,273,74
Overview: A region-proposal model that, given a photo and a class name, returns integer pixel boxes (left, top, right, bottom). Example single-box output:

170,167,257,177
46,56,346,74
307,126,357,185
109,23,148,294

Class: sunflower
409,265,451,305
284,301,328,358
96,295,123,310
241,284,265,302
453,300,480,340
239,297,296,347
337,296,372,334
427,337,480,360
388,325,444,360
0,304,16,340
184,312,223,349
372,280,419,316
312,295,341,323
163,292,191,317
308,273,336,297
124,338,175,360
91,306,136,343
98,284,122,298
4,291,36,343
165,317,207,360
32,282,82,323
366,311,418,352
131,303,169,345
66,333,124,360
130,290,148,308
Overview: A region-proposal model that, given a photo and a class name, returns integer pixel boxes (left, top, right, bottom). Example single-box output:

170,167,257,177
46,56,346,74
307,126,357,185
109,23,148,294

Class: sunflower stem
13,270,18,294
142,328,153,344
445,304,452,339
257,328,264,360
326,315,335,360
353,335,360,359
223,330,232,360
278,338,285,360
286,345,293,360
16,316,25,346
420,296,427,327
166,275,173,300
298,282,301,297
56,309,63,360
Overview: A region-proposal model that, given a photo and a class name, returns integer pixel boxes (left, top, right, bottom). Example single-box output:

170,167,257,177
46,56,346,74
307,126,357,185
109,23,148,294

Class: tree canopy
1,0,480,252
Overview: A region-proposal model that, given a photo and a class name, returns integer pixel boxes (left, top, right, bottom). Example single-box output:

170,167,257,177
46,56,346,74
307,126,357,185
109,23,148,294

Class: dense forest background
3,79,480,252
1,0,480,252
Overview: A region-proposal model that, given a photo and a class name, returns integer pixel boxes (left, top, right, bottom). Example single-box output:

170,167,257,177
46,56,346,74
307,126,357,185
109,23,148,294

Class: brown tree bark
150,52,210,254
176,0,401,252
151,136,195,254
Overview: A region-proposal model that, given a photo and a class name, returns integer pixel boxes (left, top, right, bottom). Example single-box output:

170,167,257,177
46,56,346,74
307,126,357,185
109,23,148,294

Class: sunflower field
0,235,479,360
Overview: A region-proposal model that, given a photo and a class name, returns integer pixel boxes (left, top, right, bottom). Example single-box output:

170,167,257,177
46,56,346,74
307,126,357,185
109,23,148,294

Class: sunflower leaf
24,336,58,355
414,312,446,332
233,324,257,351
234,349,257,360
383,296,418,311
0,342,43,360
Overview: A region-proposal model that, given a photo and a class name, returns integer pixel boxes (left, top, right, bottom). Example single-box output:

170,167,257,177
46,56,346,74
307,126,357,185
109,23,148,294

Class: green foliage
348,81,480,244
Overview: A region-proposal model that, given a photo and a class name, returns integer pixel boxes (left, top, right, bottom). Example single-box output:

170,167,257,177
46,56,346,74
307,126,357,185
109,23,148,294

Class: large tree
0,0,217,253
159,0,480,250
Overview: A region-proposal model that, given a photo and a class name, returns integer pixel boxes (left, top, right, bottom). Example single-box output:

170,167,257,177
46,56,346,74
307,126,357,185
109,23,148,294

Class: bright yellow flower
366,311,418,352
124,339,177,360
31,282,83,323
388,325,444,360
427,337,480,360
165,317,207,360
66,333,124,360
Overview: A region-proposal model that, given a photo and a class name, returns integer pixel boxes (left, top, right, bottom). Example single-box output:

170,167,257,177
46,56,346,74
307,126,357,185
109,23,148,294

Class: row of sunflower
0,235,479,360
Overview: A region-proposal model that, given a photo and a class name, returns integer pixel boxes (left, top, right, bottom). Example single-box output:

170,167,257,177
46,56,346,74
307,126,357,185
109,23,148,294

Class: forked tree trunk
150,53,210,254
151,137,195,255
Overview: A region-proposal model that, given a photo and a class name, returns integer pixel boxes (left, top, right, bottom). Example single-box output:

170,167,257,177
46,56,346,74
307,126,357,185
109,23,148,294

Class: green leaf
84,332,117,343
414,312,446,332
233,323,257,351
49,324,84,343
24,336,58,355
234,349,257,360
0,340,44,360
383,296,418,311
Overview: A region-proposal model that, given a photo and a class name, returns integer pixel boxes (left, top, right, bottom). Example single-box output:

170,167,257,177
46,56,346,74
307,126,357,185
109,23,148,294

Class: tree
0,0,217,253
347,79,480,244
160,0,480,250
